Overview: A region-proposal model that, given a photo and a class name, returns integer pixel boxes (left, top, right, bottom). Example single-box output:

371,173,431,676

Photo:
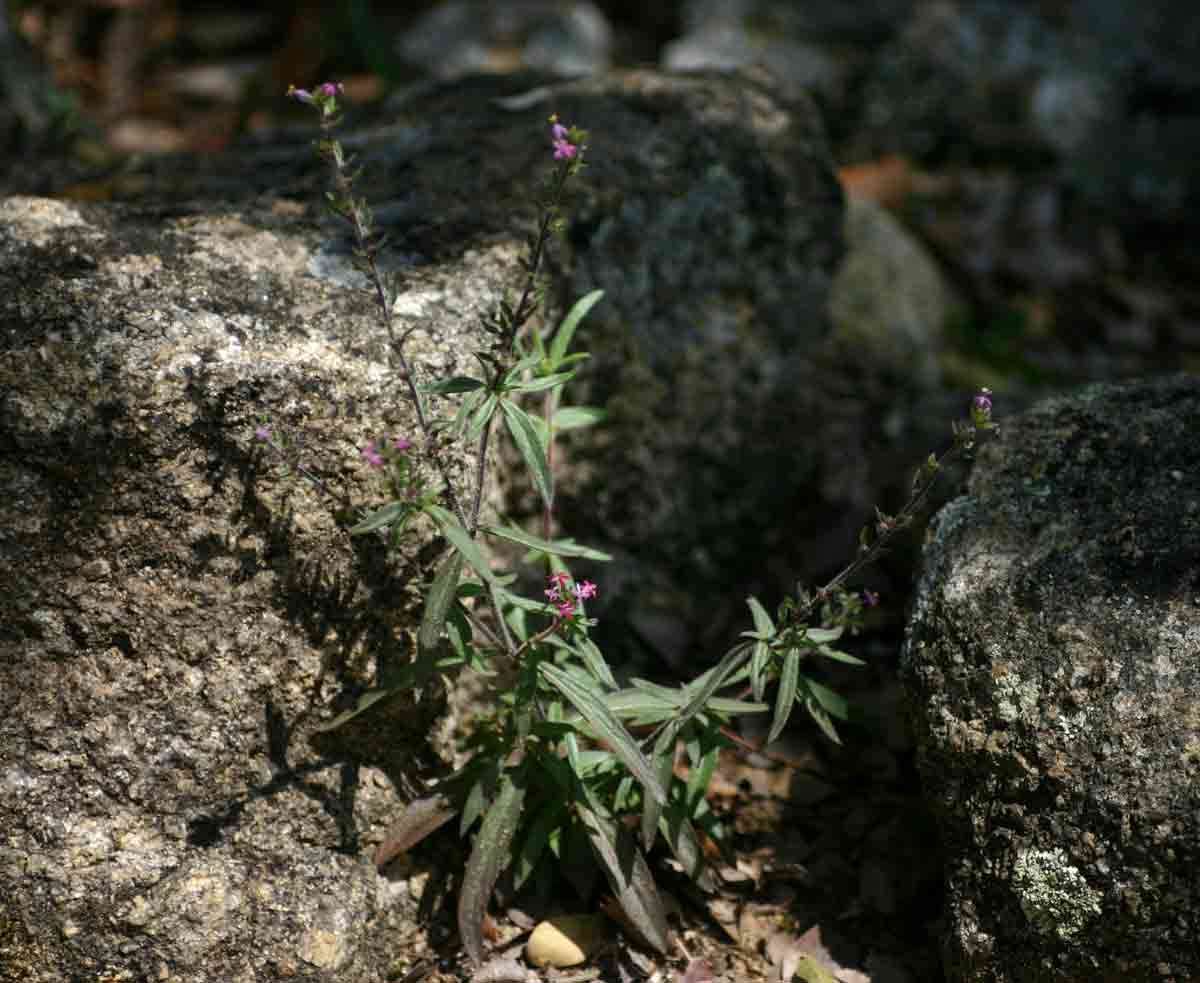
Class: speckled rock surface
902,374,1200,982
0,188,494,980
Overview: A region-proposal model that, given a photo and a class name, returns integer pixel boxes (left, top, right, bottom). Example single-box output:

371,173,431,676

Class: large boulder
0,68,847,981
902,374,1200,982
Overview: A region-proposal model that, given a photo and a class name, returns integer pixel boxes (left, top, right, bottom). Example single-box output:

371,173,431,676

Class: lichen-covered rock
902,374,1200,982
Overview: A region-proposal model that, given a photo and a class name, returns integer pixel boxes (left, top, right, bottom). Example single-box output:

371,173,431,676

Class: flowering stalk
288,82,473,532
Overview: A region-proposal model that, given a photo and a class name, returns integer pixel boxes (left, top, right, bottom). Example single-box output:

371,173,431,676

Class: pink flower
318,82,343,99
545,586,562,602
361,442,384,467
547,571,571,589
549,115,578,160
572,580,597,600
556,600,577,619
393,436,412,451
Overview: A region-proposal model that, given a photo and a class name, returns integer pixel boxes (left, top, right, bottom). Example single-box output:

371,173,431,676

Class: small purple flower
318,82,343,99
361,442,384,468
393,436,412,452
572,580,597,601
971,387,994,427
547,571,571,590
556,600,577,619
254,425,272,442
862,589,880,607
287,85,313,104
549,114,579,160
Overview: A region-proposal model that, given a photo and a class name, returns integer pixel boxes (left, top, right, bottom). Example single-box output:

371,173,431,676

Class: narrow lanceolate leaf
803,626,844,644
577,798,670,955
662,641,754,748
549,289,604,366
500,399,553,510
508,370,576,394
801,681,843,745
817,645,865,666
480,523,612,561
552,405,607,431
349,501,408,535
660,803,719,892
767,649,802,745
573,637,617,690
373,793,458,867
640,750,674,853
540,663,666,807
746,596,775,637
466,393,499,442
419,552,465,655
426,504,500,587
458,769,527,966
751,638,771,703
420,375,485,395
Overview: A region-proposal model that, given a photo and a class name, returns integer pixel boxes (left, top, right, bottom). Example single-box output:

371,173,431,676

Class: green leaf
420,375,485,395
575,636,617,689
768,649,801,745
500,399,553,509
460,759,501,836
804,677,850,720
747,596,775,636
817,645,866,666
802,685,842,745
640,751,674,853
451,389,483,437
508,370,576,394
751,638,771,703
552,406,607,431
419,552,465,655
481,523,612,561
685,742,720,818
511,799,564,894
549,289,604,366
425,504,500,587
349,501,409,535
803,626,844,644
659,803,719,892
662,641,754,749
539,663,666,807
576,797,670,954
466,393,498,442
373,793,458,867
457,768,527,966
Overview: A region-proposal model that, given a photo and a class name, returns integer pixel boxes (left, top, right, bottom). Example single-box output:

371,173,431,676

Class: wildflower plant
266,83,999,966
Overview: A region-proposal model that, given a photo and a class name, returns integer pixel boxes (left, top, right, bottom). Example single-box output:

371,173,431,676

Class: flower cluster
361,435,412,469
287,81,343,119
549,114,580,160
544,571,597,620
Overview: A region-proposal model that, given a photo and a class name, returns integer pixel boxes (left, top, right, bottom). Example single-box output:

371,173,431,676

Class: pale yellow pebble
525,914,607,968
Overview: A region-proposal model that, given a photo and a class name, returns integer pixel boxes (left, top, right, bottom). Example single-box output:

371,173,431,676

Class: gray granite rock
902,373,1200,982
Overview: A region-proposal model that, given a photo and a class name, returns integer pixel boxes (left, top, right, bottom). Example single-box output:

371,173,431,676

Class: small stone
525,914,606,968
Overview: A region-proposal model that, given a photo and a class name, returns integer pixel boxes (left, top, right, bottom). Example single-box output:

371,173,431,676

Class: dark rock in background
903,373,1200,983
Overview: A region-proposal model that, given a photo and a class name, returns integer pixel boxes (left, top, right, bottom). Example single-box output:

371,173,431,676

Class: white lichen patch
1011,847,1101,941
993,668,1040,723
